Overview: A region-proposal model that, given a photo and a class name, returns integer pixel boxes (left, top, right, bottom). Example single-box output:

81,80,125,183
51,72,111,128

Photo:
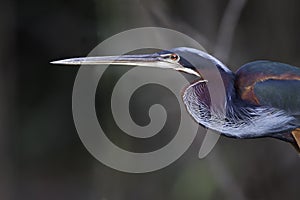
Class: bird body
52,47,300,151
183,58,300,147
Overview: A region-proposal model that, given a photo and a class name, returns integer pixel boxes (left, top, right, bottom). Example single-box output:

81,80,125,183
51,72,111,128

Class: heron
52,47,300,152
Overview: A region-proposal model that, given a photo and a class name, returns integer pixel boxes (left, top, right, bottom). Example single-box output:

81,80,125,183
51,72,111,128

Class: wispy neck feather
183,73,297,139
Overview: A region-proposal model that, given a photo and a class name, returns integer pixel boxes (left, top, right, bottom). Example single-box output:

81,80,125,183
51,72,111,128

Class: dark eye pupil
170,54,178,61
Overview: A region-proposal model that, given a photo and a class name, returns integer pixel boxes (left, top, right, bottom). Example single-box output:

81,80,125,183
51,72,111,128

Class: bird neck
217,66,237,101
182,67,238,133
183,65,237,111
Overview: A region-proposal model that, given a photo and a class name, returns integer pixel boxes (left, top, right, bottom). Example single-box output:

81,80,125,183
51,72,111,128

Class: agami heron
52,47,300,152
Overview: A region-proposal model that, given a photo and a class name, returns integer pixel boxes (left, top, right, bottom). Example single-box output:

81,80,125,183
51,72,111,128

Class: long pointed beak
51,54,178,68
51,53,201,77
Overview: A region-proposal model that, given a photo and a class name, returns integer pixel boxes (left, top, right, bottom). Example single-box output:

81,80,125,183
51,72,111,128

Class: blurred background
1,0,300,199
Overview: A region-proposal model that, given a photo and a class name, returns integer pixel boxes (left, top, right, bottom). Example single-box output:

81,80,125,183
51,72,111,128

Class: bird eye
170,53,179,61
